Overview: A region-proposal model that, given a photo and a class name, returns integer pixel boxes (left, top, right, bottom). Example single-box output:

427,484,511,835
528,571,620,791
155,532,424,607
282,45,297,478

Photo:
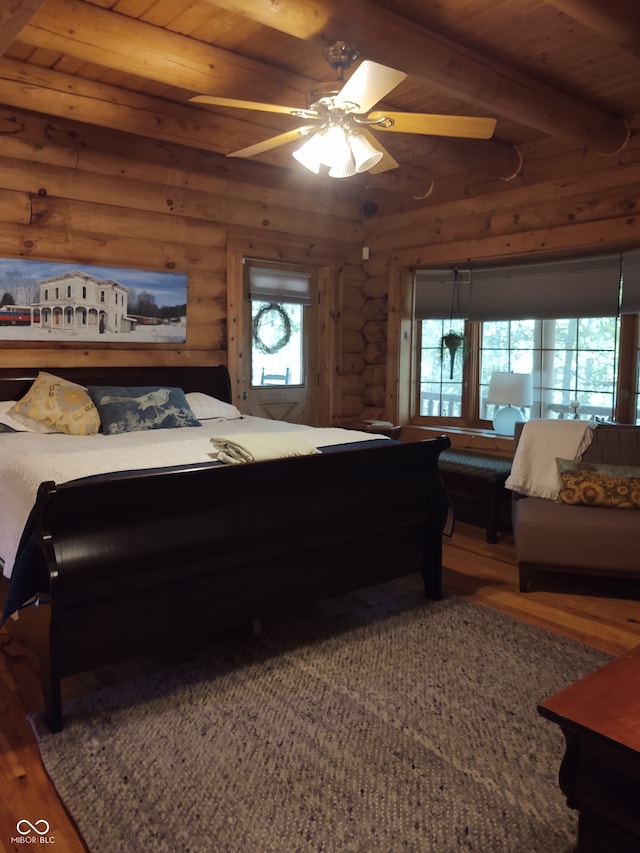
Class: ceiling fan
190,42,497,178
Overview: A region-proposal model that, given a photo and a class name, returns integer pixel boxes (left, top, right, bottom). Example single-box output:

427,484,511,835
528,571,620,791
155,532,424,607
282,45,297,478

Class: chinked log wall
3,104,640,423
0,107,368,422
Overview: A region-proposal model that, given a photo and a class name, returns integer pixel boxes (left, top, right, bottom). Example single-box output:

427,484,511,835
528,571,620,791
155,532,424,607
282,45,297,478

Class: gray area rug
30,593,610,853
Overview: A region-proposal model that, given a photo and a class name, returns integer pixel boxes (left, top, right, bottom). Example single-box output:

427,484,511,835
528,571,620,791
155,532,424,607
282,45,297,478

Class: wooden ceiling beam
207,0,630,155
543,0,640,56
0,57,272,155
14,0,520,182
20,0,312,107
0,0,48,55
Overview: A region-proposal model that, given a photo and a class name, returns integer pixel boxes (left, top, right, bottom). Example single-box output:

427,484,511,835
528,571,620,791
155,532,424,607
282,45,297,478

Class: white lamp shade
328,153,357,178
350,133,384,173
486,371,533,407
323,126,356,178
292,132,325,174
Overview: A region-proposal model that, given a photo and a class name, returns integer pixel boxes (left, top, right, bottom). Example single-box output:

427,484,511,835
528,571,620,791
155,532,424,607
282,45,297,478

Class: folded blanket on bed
210,432,321,464
505,418,595,500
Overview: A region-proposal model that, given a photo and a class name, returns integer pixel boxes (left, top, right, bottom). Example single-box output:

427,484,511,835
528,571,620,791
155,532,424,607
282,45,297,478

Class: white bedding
0,417,387,579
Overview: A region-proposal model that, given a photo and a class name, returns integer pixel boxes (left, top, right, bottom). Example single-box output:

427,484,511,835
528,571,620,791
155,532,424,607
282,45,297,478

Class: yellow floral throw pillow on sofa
9,371,101,435
556,457,640,510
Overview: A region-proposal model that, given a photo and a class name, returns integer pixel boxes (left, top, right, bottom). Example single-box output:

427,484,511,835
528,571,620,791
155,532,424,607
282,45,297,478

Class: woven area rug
30,592,610,853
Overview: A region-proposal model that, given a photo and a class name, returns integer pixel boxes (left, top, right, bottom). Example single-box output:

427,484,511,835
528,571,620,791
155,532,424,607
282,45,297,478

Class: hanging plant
439,331,466,380
252,302,292,355
438,266,467,379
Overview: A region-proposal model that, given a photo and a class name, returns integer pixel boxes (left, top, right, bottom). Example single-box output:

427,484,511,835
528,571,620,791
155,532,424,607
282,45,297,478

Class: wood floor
1,521,639,852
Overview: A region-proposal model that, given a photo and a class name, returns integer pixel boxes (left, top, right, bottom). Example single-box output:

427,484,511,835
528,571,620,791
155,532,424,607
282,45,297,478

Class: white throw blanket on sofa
505,419,595,500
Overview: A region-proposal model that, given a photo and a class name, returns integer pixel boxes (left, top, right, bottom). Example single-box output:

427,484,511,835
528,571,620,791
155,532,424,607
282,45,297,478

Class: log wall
0,109,364,422
2,104,640,424
356,126,640,422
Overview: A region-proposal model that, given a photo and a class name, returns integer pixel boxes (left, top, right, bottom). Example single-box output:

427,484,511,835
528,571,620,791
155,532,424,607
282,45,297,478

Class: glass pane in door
251,301,303,386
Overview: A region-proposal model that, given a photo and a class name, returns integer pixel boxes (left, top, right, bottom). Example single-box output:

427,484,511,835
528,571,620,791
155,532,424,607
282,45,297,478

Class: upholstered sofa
511,422,640,593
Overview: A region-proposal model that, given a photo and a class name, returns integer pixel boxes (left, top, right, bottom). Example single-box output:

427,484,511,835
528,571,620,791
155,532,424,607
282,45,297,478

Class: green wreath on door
252,303,292,355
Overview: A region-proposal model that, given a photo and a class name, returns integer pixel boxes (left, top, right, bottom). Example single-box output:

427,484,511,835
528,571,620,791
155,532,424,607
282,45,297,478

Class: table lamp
486,371,533,435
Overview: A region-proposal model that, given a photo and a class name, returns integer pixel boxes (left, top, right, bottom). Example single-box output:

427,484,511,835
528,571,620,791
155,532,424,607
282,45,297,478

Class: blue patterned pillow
88,385,201,434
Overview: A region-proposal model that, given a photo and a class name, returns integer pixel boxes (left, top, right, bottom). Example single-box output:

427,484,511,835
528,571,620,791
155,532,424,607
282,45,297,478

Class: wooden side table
342,419,403,440
538,645,640,852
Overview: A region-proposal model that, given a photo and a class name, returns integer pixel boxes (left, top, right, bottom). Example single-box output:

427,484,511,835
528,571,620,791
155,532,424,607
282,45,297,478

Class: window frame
412,314,639,428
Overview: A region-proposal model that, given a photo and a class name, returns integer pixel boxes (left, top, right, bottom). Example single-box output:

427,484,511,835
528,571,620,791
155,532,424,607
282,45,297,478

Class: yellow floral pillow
556,458,640,510
9,371,101,435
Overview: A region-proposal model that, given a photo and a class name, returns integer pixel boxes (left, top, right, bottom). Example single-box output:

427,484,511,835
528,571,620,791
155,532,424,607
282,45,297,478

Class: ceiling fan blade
190,95,317,119
335,60,406,114
356,128,399,174
367,111,497,139
227,126,317,159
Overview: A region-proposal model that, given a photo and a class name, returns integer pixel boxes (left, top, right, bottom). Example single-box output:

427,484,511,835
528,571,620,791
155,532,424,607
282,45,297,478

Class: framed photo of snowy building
0,259,188,344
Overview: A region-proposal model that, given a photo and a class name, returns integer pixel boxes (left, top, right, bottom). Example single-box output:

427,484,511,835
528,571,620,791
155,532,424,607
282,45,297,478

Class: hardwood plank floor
441,523,640,656
0,521,638,852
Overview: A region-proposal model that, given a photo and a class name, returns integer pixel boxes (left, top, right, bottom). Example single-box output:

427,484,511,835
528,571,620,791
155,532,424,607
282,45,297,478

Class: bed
0,365,451,731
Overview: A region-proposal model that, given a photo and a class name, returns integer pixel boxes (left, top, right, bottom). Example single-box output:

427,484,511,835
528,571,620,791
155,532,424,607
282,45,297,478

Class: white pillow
185,392,241,421
0,399,55,432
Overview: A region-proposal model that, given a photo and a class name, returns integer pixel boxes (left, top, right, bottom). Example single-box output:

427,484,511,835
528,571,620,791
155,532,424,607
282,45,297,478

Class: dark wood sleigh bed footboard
0,365,450,731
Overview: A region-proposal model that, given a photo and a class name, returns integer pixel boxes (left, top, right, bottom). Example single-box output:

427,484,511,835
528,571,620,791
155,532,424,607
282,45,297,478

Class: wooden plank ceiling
1,0,639,201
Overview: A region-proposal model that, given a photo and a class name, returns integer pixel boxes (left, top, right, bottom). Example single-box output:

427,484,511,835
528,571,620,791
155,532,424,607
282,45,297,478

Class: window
419,319,465,418
413,253,638,428
480,318,619,422
251,301,303,385
417,315,624,426
246,262,311,387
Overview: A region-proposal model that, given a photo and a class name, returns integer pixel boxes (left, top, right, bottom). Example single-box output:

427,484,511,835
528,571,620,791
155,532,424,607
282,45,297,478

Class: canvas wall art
0,259,188,344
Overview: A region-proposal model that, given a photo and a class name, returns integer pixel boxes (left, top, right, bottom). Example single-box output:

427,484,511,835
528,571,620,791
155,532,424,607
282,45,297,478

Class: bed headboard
0,365,233,404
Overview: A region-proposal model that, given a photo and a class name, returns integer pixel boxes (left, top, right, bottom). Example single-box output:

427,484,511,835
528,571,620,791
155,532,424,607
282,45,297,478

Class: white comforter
0,417,385,579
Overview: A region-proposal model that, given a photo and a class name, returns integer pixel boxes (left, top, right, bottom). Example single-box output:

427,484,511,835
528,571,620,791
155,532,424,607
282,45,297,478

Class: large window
419,316,621,424
480,317,619,421
414,253,639,427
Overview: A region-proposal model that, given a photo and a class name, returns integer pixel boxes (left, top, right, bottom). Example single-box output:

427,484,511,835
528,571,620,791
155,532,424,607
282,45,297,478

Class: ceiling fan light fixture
196,46,497,178
293,125,358,178
350,133,384,173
